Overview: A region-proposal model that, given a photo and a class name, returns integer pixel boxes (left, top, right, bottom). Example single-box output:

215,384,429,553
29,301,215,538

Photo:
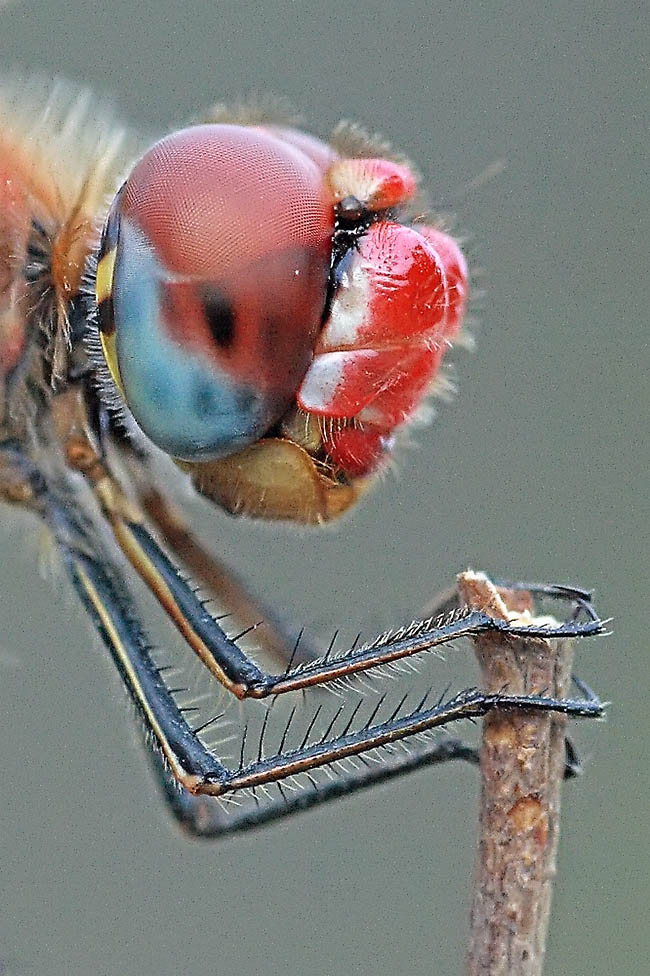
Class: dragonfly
0,80,604,836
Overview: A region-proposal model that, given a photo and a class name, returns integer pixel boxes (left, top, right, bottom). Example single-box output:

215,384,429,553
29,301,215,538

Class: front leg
63,428,613,703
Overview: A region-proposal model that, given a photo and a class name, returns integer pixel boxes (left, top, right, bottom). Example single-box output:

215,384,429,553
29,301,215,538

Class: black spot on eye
200,287,235,349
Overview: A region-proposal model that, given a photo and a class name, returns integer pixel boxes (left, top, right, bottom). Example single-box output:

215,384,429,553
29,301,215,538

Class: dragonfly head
94,123,334,463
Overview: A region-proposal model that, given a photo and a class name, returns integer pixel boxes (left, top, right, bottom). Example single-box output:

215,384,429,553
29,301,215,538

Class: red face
95,119,468,521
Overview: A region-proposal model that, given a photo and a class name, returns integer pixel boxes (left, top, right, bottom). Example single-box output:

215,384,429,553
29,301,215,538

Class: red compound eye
101,124,335,460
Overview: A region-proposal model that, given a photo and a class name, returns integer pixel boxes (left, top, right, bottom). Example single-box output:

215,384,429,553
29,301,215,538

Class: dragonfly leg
137,484,322,667
49,523,608,833
64,430,612,702
1,438,604,836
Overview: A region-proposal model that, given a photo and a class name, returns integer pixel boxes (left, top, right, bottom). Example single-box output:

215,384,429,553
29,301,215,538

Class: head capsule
95,123,334,461
93,116,468,526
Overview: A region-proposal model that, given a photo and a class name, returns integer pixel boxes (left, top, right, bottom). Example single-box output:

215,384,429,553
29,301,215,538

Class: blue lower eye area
112,221,277,461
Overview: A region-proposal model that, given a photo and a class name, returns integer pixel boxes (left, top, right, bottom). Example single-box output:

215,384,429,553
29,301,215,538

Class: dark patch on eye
192,377,220,417
235,387,256,416
200,287,235,349
143,360,171,408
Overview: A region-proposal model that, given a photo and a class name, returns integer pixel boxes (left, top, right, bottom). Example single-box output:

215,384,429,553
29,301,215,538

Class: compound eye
95,124,334,461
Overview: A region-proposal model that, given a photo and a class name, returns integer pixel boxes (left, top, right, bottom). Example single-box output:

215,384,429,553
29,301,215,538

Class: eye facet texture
101,124,334,460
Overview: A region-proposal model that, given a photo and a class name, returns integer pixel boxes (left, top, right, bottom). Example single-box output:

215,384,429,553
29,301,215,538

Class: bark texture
461,571,574,976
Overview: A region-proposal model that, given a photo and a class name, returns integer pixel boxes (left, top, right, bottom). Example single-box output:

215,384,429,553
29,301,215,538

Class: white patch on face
327,159,378,206
355,403,384,424
297,348,377,413
318,254,370,349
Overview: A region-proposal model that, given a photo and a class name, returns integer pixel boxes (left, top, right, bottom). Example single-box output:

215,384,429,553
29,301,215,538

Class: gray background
0,1,647,975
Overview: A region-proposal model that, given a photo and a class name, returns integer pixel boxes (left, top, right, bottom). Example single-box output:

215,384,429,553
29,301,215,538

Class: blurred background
0,1,646,974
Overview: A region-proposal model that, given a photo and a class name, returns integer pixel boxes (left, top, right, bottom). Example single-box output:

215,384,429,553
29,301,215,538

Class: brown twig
460,571,575,976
